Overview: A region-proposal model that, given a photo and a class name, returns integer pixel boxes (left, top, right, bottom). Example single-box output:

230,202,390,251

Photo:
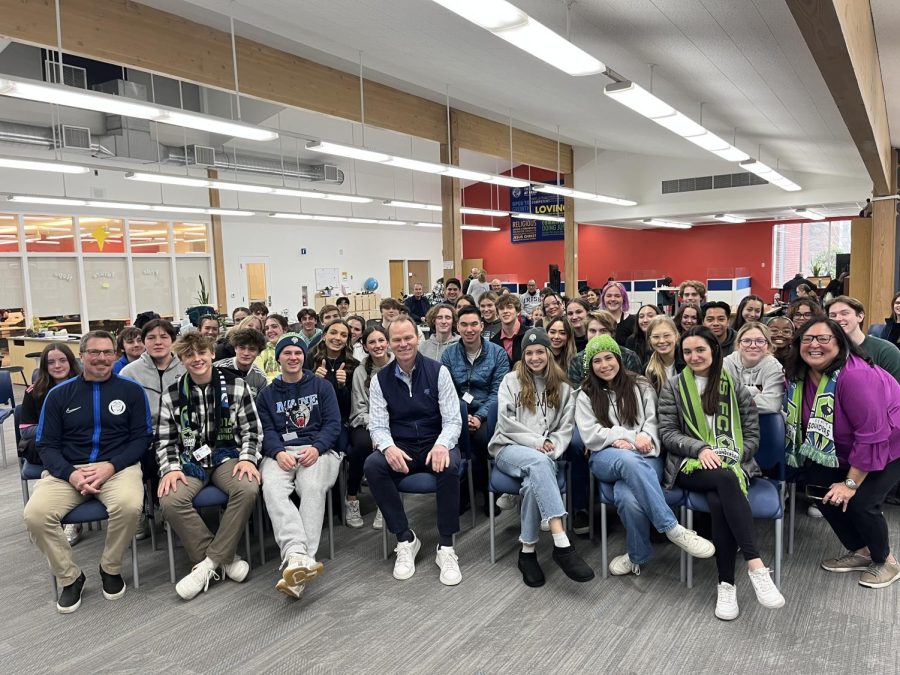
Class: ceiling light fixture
4,194,256,216
8,195,87,206
270,213,406,226
511,211,565,223
604,81,754,166
414,222,443,228
485,175,531,188
0,156,90,174
712,214,746,223
461,224,501,231
460,207,509,217
304,141,391,163
533,184,636,206
794,208,825,221
740,160,802,192
430,0,604,76
642,218,692,229
0,75,278,142
384,200,442,211
381,157,447,173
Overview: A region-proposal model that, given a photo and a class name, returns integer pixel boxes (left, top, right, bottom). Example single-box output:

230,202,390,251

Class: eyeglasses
769,328,793,335
84,349,116,358
800,334,834,345
794,312,813,319
739,338,768,347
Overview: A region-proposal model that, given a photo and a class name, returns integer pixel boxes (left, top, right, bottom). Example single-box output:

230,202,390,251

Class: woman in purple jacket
784,318,900,589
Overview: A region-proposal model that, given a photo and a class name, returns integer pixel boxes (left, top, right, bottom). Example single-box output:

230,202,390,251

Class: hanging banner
509,184,565,244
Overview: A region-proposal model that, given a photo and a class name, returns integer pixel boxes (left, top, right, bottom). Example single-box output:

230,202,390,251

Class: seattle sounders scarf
784,371,838,468
678,369,749,496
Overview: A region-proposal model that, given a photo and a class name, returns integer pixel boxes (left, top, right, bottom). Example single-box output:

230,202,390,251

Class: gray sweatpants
260,449,341,561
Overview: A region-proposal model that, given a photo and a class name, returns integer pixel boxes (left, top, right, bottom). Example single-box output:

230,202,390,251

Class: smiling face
682,336,713,377
278,345,305,376
433,307,454,335
479,298,497,321
299,314,317,333
266,318,285,343
413,283,424,298
790,302,816,328
649,324,676,357
323,322,349,355
741,299,763,324
364,330,389,361
81,336,116,380
894,295,900,319
768,318,794,349
498,303,518,326
603,287,623,313
547,321,567,352
703,308,728,340
592,352,620,382
490,279,503,292
457,312,483,346
738,327,769,366
523,344,548,374
180,347,213,381
827,301,863,338
123,335,144,360
199,319,219,338
234,343,260,369
681,285,701,305
542,295,563,319
144,327,173,362
389,319,419,367
320,309,340,324
46,349,71,382
444,284,460,301
347,318,364,343
566,303,587,329
586,289,599,306
637,305,659,332
680,306,699,329
799,322,840,373
337,299,350,316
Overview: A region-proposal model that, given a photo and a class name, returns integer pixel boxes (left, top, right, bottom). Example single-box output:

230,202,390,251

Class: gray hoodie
419,334,460,362
722,352,784,414
349,354,393,429
575,381,661,457
120,351,186,424
488,371,575,460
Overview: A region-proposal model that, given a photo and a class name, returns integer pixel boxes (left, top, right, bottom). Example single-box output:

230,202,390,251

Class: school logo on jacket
287,401,311,429
108,399,126,415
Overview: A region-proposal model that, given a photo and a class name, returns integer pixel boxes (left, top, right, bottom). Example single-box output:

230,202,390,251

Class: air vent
44,60,88,89
59,125,92,150
323,164,340,183
191,145,216,167
662,172,768,194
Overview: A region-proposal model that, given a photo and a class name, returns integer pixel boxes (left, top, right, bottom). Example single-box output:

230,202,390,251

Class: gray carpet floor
1,383,898,674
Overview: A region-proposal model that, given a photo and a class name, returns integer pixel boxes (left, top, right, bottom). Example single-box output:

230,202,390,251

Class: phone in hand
805,484,831,501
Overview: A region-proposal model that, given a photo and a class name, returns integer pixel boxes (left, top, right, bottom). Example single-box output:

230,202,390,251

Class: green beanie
583,334,621,372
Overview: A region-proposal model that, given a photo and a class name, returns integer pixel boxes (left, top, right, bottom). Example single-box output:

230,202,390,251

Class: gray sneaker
858,561,900,589
821,552,871,573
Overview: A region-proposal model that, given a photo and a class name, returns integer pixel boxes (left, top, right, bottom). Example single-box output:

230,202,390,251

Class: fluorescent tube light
712,214,746,224
87,201,151,210
206,208,254,216
430,0,527,31
533,184,637,206
208,180,273,194
711,146,750,162
271,188,324,198
740,160,802,192
382,157,448,173
485,175,531,188
8,195,87,206
510,211,565,223
794,208,825,221
461,224,501,231
384,200,442,211
414,222,443,228
306,141,391,163
682,131,731,152
270,213,315,220
603,81,674,118
440,167,492,181
460,207,509,217
654,112,706,137
126,172,211,188
0,156,89,174
161,111,277,142
642,218,692,229
126,172,372,202
150,205,208,214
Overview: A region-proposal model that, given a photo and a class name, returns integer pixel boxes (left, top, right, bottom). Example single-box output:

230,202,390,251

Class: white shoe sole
346,519,364,529
393,539,421,580
56,598,82,614
858,569,900,589
275,578,304,599
372,518,383,530
715,607,739,621
283,560,324,587
102,584,127,600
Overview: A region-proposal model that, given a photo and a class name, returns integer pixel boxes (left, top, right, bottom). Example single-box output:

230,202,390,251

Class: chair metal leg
566,463,572,533
679,506,686,585
132,536,140,590
21,479,29,506
0,430,8,469
257,497,266,566
166,522,176,584
149,511,158,552
489,486,496,564
52,576,58,601
775,516,783,589
244,521,252,566
588,473,594,541
327,486,335,560
600,503,608,579
382,522,388,560
467,463,476,530
686,509,694,589
788,483,796,556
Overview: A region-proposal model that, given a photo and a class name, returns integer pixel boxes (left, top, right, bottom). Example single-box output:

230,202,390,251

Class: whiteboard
314,267,340,290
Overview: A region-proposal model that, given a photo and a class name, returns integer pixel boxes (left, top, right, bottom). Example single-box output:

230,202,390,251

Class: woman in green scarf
658,326,784,621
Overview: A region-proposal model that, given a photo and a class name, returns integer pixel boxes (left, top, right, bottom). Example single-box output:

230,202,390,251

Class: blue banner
509,184,565,244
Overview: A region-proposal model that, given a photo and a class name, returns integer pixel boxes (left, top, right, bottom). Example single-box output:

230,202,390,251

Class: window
80,217,125,253
771,219,851,288
173,222,208,253
0,214,18,253
129,221,170,254
23,215,76,253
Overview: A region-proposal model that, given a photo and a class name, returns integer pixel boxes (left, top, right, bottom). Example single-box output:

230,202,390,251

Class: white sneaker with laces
64,523,82,546
496,494,519,510
345,499,364,528
176,558,219,600
666,524,715,558
275,578,304,599
807,504,824,518
372,509,384,530
435,545,462,586
222,555,249,582
392,534,421,580
609,553,640,576
715,582,739,620
748,567,785,608
282,553,324,587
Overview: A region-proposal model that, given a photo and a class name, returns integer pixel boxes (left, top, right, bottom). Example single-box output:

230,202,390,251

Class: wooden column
563,163,577,295
440,112,463,281
206,169,227,313
870,197,897,322
849,217,872,324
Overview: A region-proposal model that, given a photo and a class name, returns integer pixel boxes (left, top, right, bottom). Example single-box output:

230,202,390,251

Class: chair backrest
485,400,498,439
458,399,470,458
13,404,22,445
756,412,786,480
867,323,886,338
31,368,39,384
0,370,13,407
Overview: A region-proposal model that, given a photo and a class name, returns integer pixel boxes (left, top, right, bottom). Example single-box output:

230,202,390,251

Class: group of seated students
17,277,900,622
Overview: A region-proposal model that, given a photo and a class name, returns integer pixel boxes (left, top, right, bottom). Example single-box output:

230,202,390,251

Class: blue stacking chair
165,485,255,583
381,400,476,559
588,470,687,582
0,369,15,468
685,412,787,589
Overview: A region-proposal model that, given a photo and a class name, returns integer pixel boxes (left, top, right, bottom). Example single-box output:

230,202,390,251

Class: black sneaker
552,545,595,582
572,510,590,536
99,566,126,600
517,551,545,587
56,571,86,614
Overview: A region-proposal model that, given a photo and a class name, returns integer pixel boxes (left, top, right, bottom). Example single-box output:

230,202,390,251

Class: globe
364,277,379,291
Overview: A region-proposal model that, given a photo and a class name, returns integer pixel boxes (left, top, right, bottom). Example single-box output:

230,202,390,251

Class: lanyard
180,371,228,448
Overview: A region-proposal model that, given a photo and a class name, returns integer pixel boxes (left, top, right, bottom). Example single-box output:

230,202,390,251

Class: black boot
518,551,545,587
552,545,595,582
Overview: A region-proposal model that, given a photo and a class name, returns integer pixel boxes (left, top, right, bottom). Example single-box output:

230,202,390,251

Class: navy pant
364,442,461,540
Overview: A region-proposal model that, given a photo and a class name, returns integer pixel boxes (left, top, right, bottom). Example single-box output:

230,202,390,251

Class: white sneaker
540,519,550,532
748,567,785,609
282,553,324,587
496,493,519,510
372,509,384,530
392,534,421,580
807,504,824,518
435,545,462,586
64,523,83,546
175,558,219,600
275,578,304,599
134,513,150,540
222,555,249,583
345,499,364,528
666,524,715,558
715,582,739,620
609,553,640,576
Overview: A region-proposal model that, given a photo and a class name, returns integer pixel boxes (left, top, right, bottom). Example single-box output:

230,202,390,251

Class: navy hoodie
255,370,341,457
36,374,152,480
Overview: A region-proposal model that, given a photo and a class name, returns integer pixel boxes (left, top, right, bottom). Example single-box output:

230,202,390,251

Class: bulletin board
315,267,340,290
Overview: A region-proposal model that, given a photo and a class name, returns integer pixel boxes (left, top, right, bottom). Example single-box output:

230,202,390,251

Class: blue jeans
495,445,566,545
589,449,676,565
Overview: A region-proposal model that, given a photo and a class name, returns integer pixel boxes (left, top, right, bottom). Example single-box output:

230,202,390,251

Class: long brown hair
545,316,576,375
514,344,567,412
581,350,642,428
32,342,81,400
360,325,390,389
311,319,360,374
679,326,724,416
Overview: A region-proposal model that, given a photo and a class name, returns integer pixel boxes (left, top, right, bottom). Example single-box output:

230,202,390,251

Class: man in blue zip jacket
24,330,152,614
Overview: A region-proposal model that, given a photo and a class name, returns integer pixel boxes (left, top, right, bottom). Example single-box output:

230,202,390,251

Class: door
240,257,271,305
389,259,405,299
407,260,431,294
461,257,484,279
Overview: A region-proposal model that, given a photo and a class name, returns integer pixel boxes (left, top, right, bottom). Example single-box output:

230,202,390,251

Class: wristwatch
843,478,859,490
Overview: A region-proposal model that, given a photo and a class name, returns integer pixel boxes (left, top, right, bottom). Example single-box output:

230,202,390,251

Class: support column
563,174,577,295
870,196,897,323
440,112,462,282
207,168,227,313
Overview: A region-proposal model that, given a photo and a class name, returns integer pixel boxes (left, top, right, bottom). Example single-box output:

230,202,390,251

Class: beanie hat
583,335,621,371
521,327,551,350
274,332,307,361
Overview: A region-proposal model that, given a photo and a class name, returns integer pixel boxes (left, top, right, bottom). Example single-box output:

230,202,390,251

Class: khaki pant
159,459,259,565
23,463,144,586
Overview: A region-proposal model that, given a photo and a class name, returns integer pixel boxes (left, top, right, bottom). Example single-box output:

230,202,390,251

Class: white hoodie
723,351,784,414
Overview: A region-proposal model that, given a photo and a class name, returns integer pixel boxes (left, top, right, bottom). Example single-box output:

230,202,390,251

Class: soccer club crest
287,401,312,429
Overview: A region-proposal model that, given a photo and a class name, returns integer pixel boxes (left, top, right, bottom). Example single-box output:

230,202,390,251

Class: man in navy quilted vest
364,316,463,586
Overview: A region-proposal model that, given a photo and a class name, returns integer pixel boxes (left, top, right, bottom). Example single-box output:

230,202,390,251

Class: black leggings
677,468,761,584
347,426,374,497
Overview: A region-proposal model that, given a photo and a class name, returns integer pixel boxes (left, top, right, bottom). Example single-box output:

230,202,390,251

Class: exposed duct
0,120,113,156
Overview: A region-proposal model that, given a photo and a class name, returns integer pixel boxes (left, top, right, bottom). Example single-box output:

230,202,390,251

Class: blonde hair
514,345,567,412
644,315,679,393
736,321,773,351
589,309,617,335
